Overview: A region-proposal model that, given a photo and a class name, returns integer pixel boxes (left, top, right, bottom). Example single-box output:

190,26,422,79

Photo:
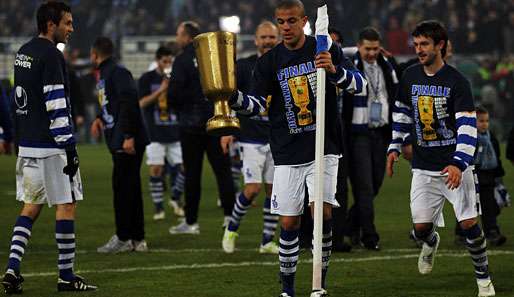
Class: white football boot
477,278,496,296
418,232,440,274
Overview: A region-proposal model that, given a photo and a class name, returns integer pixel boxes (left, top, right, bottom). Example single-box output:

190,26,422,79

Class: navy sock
279,228,299,297
227,192,252,232
149,176,165,212
6,216,33,274
463,224,490,279
56,220,75,281
262,197,279,245
322,220,332,289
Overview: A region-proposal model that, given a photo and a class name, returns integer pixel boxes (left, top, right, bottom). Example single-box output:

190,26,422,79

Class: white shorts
270,155,340,216
145,142,182,166
410,168,479,226
240,142,274,184
16,155,84,207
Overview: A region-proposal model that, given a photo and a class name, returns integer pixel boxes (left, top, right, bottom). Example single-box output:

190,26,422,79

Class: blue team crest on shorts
245,168,253,178
272,194,278,209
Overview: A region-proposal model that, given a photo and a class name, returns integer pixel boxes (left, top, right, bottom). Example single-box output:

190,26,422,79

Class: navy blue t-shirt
398,63,475,171
139,70,180,143
237,54,270,144
252,36,347,165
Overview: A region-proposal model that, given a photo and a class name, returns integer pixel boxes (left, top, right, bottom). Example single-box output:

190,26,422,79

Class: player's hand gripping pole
312,3,331,296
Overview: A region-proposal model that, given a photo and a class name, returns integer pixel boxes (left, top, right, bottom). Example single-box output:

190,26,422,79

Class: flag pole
312,3,330,295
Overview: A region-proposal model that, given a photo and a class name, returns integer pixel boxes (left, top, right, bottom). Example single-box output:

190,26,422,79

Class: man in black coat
90,37,149,253
167,21,236,234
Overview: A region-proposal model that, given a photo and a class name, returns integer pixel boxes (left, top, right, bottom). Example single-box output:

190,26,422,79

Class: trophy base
206,116,240,136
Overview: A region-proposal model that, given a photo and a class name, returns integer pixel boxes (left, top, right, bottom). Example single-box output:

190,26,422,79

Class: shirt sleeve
327,46,367,95
229,55,269,117
138,72,151,99
388,76,413,154
114,67,140,136
451,76,477,171
42,48,75,149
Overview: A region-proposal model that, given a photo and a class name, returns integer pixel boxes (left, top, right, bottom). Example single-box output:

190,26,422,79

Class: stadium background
0,0,514,296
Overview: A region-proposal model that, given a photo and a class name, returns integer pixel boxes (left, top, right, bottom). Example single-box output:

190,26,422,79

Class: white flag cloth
315,4,332,54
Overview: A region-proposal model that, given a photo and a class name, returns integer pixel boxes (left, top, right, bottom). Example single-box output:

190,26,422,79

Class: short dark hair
181,21,201,39
165,41,181,56
328,27,343,44
155,46,173,60
412,20,448,58
476,105,489,115
37,1,71,34
275,0,305,17
92,36,114,58
358,27,381,42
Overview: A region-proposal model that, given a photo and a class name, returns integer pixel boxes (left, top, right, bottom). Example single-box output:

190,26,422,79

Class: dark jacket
507,127,514,162
0,83,12,142
97,57,148,153
168,43,213,133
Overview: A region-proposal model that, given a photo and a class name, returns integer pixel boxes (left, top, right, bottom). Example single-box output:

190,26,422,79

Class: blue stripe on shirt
456,134,477,146
456,116,476,127
392,122,411,133
47,108,69,120
49,126,72,137
454,151,474,164
44,89,66,102
353,70,364,93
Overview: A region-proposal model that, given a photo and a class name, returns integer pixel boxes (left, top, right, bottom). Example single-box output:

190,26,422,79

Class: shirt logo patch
272,194,278,209
14,86,28,115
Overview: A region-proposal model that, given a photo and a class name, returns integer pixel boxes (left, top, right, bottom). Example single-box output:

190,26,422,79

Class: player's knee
459,218,478,230
413,223,434,238
322,203,332,219
243,184,261,199
281,216,300,230
56,203,76,219
21,204,43,220
150,165,164,177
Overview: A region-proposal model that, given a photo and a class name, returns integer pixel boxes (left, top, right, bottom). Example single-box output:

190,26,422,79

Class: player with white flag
228,1,366,296
312,3,330,296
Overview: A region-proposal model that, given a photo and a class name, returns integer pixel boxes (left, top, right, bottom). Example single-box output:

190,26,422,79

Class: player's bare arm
386,151,399,177
220,135,234,154
90,118,104,139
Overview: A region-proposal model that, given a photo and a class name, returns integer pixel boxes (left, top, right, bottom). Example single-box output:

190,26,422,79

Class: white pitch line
20,250,514,278
0,247,444,255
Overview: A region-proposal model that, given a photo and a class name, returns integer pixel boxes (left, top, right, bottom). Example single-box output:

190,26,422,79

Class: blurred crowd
1,0,513,55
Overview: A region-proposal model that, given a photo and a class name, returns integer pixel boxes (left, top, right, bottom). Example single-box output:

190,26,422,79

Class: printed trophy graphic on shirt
418,96,437,141
157,92,169,121
288,76,313,126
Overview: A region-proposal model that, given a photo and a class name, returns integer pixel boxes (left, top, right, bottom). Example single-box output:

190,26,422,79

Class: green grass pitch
1,144,513,297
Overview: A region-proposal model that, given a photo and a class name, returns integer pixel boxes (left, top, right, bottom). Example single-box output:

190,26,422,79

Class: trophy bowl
193,31,240,136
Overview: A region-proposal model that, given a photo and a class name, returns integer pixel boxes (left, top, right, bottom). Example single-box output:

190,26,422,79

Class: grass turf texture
0,144,513,297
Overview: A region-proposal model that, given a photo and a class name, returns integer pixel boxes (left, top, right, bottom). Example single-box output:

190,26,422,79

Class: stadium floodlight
56,43,66,52
219,16,241,33
304,21,312,35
